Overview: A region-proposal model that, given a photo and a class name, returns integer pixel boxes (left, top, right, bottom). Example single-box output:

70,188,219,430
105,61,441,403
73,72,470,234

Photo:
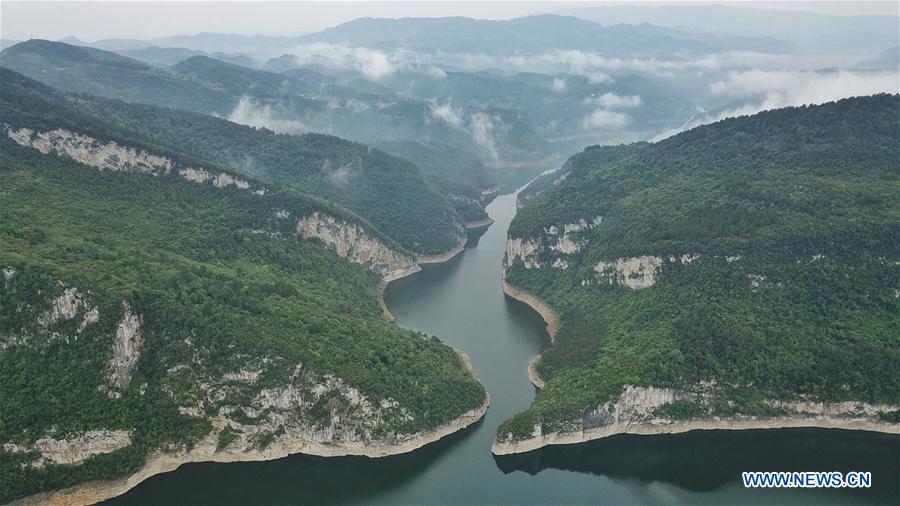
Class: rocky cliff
492,385,900,455
5,125,419,278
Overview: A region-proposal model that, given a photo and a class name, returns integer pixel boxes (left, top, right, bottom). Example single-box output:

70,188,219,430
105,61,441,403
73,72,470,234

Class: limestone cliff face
107,303,143,397
5,126,259,192
493,384,900,455
297,212,417,277
594,256,664,289
163,352,452,455
504,217,602,271
210,368,418,450
2,280,101,350
6,125,417,278
4,430,132,468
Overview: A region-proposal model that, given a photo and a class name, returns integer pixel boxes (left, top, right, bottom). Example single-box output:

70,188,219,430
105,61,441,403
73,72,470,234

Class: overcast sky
3,1,898,41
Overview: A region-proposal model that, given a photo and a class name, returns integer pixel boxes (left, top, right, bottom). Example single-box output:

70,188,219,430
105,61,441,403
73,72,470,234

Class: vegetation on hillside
378,141,498,223
0,68,465,255
499,95,900,439
0,80,485,502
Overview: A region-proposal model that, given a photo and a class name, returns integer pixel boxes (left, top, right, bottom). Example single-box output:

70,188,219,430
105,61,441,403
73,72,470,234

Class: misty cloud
429,101,464,127
287,43,399,80
708,69,900,107
585,93,643,109
468,112,501,159
652,69,900,141
551,78,567,92
228,96,307,133
427,101,503,158
583,109,631,129
427,66,447,79
322,159,355,187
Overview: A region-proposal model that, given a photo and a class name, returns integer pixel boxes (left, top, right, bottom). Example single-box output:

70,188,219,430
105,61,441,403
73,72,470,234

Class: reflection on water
105,191,899,505
496,428,900,503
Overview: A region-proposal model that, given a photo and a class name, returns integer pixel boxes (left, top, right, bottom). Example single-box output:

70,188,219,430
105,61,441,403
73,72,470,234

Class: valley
1,3,898,504
96,190,899,505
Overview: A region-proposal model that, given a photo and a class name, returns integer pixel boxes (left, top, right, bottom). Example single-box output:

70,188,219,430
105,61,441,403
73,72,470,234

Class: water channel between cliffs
107,190,899,505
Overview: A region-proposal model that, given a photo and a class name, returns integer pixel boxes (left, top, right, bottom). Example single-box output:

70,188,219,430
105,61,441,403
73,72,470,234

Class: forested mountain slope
0,77,486,502
496,95,900,449
0,40,549,165
300,14,782,55
0,39,234,114
377,141,498,224
0,68,465,255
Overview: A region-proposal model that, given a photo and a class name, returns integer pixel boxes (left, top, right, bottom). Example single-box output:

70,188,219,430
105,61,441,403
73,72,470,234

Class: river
107,190,898,505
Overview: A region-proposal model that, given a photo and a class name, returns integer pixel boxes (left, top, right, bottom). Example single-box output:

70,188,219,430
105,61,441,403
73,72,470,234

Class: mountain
0,39,234,114
1,40,544,183
377,141,498,223
86,32,293,54
299,14,784,56
495,95,900,450
559,4,899,55
853,46,900,70
115,46,206,67
0,68,487,503
374,69,696,154
0,68,466,256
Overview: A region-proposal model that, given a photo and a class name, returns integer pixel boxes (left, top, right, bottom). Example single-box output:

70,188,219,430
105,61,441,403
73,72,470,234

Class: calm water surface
108,191,899,505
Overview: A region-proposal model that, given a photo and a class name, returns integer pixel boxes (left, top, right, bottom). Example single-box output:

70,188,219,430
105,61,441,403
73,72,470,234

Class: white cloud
583,109,631,129
468,112,500,159
551,77,567,92
427,65,447,79
354,47,395,80
427,102,502,158
587,92,643,109
227,96,307,133
709,69,899,108
287,43,399,80
652,69,900,141
429,101,464,127
587,73,613,84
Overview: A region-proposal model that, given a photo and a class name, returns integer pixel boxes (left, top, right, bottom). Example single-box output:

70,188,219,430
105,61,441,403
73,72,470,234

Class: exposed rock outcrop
505,238,544,269
505,217,602,270
594,255,664,289
492,385,900,455
4,430,132,468
106,303,143,397
16,352,489,506
296,212,418,277
38,287,85,326
6,126,260,193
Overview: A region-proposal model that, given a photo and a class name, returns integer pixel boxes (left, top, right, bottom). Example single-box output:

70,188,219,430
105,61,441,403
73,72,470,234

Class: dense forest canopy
0,39,549,178
0,73,485,502
0,68,466,255
499,95,900,439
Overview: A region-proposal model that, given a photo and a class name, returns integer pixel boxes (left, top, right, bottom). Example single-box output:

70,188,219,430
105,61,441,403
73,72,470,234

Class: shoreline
491,416,900,456
378,264,423,321
500,278,558,390
464,217,495,230
14,236,487,506
526,355,545,389
418,233,468,265
500,279,558,341
380,232,469,321
495,276,900,455
16,351,490,506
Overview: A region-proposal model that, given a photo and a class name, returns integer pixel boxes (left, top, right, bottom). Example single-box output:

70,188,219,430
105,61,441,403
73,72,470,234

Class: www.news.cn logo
742,471,871,488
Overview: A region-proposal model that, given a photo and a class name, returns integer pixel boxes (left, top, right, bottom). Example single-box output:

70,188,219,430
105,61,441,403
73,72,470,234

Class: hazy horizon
3,1,898,42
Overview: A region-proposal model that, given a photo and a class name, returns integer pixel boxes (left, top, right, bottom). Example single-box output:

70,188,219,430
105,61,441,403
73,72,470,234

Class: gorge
96,190,899,505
